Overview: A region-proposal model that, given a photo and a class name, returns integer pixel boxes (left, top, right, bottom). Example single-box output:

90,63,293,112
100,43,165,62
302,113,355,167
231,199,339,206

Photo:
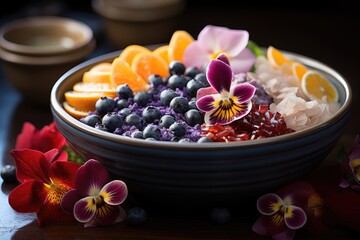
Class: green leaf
247,40,264,57
63,146,85,165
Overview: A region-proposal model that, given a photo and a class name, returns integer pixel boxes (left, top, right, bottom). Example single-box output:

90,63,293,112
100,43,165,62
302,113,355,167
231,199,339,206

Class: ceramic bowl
0,16,95,105
50,49,352,208
92,0,185,48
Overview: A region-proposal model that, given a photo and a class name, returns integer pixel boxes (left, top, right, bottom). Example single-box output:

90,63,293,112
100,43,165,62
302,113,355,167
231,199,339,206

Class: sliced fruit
73,82,116,98
64,91,105,112
292,62,308,82
89,62,112,72
301,70,338,103
111,57,149,92
82,62,112,83
131,52,169,81
63,101,89,119
267,46,292,69
168,30,194,62
118,45,151,65
153,45,170,64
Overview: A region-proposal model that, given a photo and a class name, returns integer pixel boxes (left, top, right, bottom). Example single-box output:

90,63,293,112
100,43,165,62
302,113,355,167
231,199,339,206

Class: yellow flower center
308,193,323,217
212,96,245,122
210,51,229,60
351,159,360,181
44,178,71,204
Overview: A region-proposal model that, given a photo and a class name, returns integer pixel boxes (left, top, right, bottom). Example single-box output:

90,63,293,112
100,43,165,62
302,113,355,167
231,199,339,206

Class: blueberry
1,164,17,183
95,123,110,132
148,74,163,87
169,122,186,137
142,106,161,123
95,96,116,115
167,75,187,90
119,108,132,118
197,136,213,143
186,79,205,98
126,207,148,226
195,73,209,87
160,89,179,106
178,138,191,143
102,112,123,132
188,100,198,110
116,84,134,99
170,136,181,142
185,109,204,126
210,207,231,225
117,99,129,109
134,92,150,107
185,66,201,79
169,96,189,114
159,115,175,128
145,137,158,141
169,61,186,75
125,113,142,129
82,114,101,127
143,124,161,140
131,131,143,139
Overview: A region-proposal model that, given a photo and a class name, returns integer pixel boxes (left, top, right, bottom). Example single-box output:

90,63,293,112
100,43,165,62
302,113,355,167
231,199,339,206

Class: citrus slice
118,45,151,65
301,70,338,103
267,46,292,69
131,52,169,81
111,57,149,92
292,62,308,82
153,45,170,64
63,101,89,119
73,82,116,98
64,91,105,112
168,30,194,62
82,62,112,83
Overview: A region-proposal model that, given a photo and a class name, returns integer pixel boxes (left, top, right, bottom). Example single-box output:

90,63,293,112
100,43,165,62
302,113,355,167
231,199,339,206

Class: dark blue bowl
50,50,352,207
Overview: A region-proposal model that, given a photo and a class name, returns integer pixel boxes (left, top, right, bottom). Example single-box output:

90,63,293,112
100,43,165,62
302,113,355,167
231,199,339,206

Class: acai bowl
50,25,352,207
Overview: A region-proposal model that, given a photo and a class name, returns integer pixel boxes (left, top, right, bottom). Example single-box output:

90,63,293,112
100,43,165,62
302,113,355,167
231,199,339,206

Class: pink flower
196,53,255,125
183,25,256,74
61,159,128,228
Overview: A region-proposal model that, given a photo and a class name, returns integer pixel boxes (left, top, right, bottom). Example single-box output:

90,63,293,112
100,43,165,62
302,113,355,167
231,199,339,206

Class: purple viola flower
339,134,360,191
253,193,307,240
196,53,256,125
61,159,128,228
183,25,256,74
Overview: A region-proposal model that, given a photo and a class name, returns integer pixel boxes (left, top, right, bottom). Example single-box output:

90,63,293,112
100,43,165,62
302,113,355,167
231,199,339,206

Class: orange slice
73,82,116,98
131,52,169,81
63,101,89,119
292,62,308,82
82,62,112,83
111,57,149,92
153,45,170,64
301,70,338,103
64,91,105,112
168,30,194,62
118,45,151,65
267,46,293,69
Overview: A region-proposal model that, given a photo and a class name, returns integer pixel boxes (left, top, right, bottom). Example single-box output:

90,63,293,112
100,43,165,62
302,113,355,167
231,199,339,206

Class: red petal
15,122,36,149
101,180,128,205
44,149,60,163
10,149,50,183
49,161,80,188
8,180,46,213
37,123,66,152
61,189,81,214
36,197,74,225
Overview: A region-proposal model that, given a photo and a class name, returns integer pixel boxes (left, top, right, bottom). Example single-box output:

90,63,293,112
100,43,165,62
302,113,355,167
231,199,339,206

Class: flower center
44,179,71,204
308,193,323,217
211,97,245,122
351,159,360,181
210,51,228,60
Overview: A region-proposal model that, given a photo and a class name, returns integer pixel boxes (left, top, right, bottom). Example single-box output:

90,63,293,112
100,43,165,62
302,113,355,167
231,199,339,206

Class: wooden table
1,3,359,239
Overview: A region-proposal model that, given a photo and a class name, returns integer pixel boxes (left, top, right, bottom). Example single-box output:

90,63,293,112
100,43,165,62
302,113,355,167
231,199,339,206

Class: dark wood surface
1,2,359,239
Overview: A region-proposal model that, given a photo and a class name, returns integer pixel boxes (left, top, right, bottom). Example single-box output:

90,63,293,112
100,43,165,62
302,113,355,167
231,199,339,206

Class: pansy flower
8,148,80,225
15,121,66,152
339,134,360,191
196,53,256,125
61,159,128,228
183,25,256,74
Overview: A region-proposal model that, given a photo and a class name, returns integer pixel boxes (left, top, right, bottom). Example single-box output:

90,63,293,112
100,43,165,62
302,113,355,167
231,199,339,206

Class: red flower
15,122,66,152
8,148,80,225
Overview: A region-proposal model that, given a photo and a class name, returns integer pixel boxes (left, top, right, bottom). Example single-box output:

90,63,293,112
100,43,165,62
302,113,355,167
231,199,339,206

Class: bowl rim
0,16,94,56
50,48,352,150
